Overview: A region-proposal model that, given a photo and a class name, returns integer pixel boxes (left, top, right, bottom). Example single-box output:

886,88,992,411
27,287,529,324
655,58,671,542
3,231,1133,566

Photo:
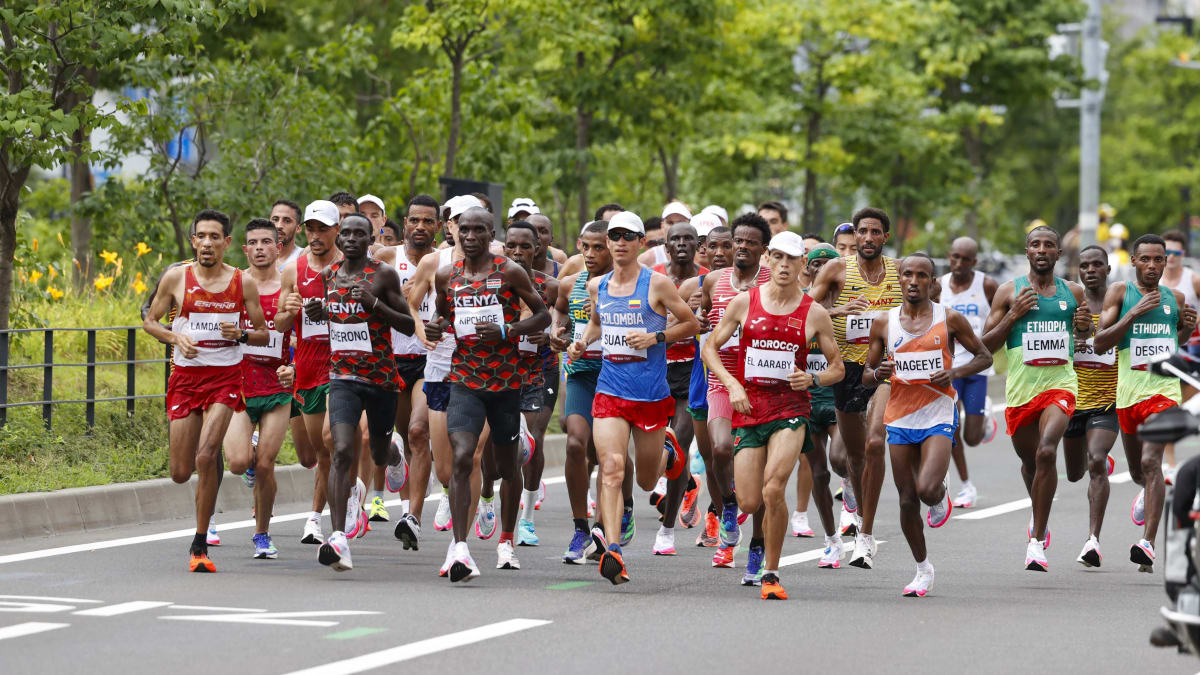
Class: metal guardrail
0,326,169,429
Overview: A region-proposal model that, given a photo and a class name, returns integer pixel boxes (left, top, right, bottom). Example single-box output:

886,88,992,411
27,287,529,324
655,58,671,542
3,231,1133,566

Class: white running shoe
1027,515,1051,550
849,533,875,569
438,539,454,577
345,478,365,536
818,535,843,569
1131,488,1146,526
927,482,952,528
318,531,352,572
1131,539,1155,573
952,482,976,508
434,490,453,531
449,541,481,582
839,507,861,537
535,480,546,510
496,541,521,570
385,432,409,492
650,476,668,506
206,523,221,546
1077,536,1102,568
791,511,814,537
518,415,535,466
1025,538,1048,572
587,488,597,518
841,479,858,513
653,526,677,555
301,517,323,545
475,497,497,539
903,564,935,597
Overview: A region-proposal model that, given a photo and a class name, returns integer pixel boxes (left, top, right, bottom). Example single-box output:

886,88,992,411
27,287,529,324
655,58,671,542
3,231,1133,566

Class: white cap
357,194,385,213
607,211,645,235
443,194,484,221
303,200,339,227
767,231,806,257
690,212,722,238
507,198,540,219
700,204,728,224
661,202,692,222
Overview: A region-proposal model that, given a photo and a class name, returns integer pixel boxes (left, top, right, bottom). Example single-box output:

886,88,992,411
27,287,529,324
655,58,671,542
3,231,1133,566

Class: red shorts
166,365,245,421
1005,389,1075,435
1117,394,1178,434
592,393,674,432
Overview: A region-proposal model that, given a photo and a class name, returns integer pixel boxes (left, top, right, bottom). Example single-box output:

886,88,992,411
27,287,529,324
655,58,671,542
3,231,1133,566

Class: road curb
1,433,567,540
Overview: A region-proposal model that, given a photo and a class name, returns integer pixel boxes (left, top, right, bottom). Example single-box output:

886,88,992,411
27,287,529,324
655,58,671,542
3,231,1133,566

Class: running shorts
1117,394,1178,435
733,415,814,455
564,370,599,424
245,391,292,425
707,386,733,421
811,401,837,431
166,366,244,421
1005,389,1075,435
447,384,521,443
687,405,708,422
592,392,673,432
667,361,692,402
294,382,329,416
520,383,544,413
328,378,397,438
423,381,451,413
887,422,956,446
1064,405,1118,439
952,374,988,417
394,355,427,392
833,360,878,414
542,365,561,411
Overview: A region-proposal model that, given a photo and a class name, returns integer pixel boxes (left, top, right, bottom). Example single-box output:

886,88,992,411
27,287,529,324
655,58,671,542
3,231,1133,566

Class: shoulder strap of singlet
887,306,901,351
551,259,560,276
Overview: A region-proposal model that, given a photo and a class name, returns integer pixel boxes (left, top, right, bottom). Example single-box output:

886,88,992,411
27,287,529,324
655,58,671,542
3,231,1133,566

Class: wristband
812,373,821,388
499,322,508,340
373,296,379,310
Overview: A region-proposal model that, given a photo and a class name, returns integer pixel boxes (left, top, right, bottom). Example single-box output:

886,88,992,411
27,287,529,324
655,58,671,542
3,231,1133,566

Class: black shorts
667,361,693,402
395,355,427,391
542,365,561,411
1064,405,1118,439
833,360,878,414
328,378,397,439
423,381,451,412
520,383,544,413
447,384,521,444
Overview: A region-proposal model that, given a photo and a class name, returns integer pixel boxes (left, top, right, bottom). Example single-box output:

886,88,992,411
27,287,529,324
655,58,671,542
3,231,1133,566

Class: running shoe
475,496,497,540
1027,515,1051,550
449,541,481,582
395,513,421,551
649,476,668,507
252,533,277,560
434,490,453,531
653,526,676,555
791,511,814,537
206,523,221,546
587,489,597,518
712,544,734,568
518,415,535,467
438,540,453,577
834,483,843,501
842,478,858,513
369,496,390,522
1025,538,1048,572
588,523,607,562
517,518,539,547
760,573,787,600
301,517,323,545
818,535,843,569
496,541,521,570
242,466,256,489
697,511,719,547
385,438,409,492
1131,539,1155,573
534,480,546,510
663,427,685,480
742,544,765,586
318,531,353,571
1107,455,1115,477
563,529,590,564
982,412,998,445
680,480,701,528
621,508,636,547
188,551,216,573
345,478,366,537
1166,465,1177,485
690,446,705,475
903,565,935,597
737,510,750,525
600,544,629,585
1077,536,1102,568
1132,488,1146,526
839,507,861,538
849,533,875,569
952,483,976,508
719,501,740,547
927,482,952,528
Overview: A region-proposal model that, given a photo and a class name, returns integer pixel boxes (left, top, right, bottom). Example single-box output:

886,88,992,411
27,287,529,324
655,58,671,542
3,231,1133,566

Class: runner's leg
253,404,290,534
595,417,634,546
1125,428,1166,542
806,428,837,537
889,442,925,562
195,403,236,540
761,427,805,570
1085,425,1116,538
407,382,432,520
859,384,889,535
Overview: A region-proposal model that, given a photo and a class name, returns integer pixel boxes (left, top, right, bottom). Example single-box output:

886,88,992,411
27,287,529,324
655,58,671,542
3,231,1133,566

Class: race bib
572,322,602,359
518,326,550,354
602,326,647,362
1073,337,1115,369
1022,331,1070,366
892,349,943,382
845,311,878,345
720,325,740,351
242,329,285,362
418,293,435,323
454,304,504,339
1130,337,1175,371
187,312,240,347
743,346,794,384
301,306,328,341
807,350,828,374
329,322,372,353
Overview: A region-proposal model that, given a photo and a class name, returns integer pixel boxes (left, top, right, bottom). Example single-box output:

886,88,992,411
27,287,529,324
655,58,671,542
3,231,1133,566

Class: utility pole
1078,0,1104,249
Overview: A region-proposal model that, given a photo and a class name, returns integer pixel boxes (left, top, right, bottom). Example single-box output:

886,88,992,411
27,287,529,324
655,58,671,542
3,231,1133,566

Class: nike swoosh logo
600,301,616,309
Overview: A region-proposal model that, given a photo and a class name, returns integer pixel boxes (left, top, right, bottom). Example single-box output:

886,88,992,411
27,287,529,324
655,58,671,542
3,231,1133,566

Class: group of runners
143,191,1198,600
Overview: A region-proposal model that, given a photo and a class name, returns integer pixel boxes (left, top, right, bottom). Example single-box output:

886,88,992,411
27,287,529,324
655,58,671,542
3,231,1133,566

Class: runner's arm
983,275,999,305
861,313,891,386
980,280,1017,353
807,304,844,387
946,307,992,380
700,293,749,398
558,254,584,280
807,257,844,306
576,277,603,348
505,262,551,338
239,273,270,346
652,274,701,344
1173,288,1197,343
142,266,184,348
407,253,439,346
273,263,299,333
371,266,416,335
551,273,577,350
1094,282,1137,354
425,266,452,342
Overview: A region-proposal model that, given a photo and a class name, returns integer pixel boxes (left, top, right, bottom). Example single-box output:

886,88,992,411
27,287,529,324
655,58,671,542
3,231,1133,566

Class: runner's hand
834,295,869,317
549,325,570,351
874,359,895,383
930,369,952,388
173,333,198,359
276,364,295,389
1184,306,1199,333
475,322,503,343
566,340,585,361
787,366,814,391
1129,289,1160,319
303,298,325,323
351,282,377,312
687,290,703,312
729,383,752,415
281,291,302,315
696,313,711,333
1074,337,1089,354
219,322,241,340
424,320,443,343
1073,303,1092,333
1011,287,1038,319
528,330,549,346
625,330,656,350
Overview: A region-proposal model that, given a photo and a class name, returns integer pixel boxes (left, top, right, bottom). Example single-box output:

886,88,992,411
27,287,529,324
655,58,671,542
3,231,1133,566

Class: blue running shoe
252,533,277,559
621,508,636,547
563,529,590,564
743,544,765,586
719,501,740,547
241,466,256,489
517,518,539,546
690,447,706,475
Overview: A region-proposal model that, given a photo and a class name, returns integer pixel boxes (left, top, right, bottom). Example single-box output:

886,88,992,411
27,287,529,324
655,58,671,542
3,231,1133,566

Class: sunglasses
835,223,854,234
1168,250,1184,257
608,231,642,242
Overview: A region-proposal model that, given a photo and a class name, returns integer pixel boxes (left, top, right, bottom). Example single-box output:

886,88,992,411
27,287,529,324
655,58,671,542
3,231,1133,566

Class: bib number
602,327,647,362
1130,337,1175,371
892,349,943,382
242,329,285,362
1073,337,1115,369
807,350,828,375
573,322,602,359
1022,331,1069,366
720,325,740,351
188,312,240,347
301,308,328,341
743,346,794,384
330,322,372,353
454,304,504,339
845,311,878,345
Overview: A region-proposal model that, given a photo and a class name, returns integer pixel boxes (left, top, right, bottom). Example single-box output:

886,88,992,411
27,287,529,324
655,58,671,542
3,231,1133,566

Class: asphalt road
1,421,1197,674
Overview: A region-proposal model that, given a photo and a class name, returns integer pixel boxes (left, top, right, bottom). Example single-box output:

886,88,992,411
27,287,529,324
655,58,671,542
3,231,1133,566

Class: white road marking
161,610,381,627
168,605,267,613
74,601,172,616
283,618,551,675
0,622,70,641
0,595,99,604
779,539,886,567
953,498,1031,520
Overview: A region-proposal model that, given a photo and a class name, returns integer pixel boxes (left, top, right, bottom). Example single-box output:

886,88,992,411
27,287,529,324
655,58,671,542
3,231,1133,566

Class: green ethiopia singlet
1116,283,1182,409
566,270,602,375
1004,275,1078,408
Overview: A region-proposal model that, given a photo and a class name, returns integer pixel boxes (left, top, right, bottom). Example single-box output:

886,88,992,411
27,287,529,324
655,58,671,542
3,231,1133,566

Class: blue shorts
564,370,599,425
688,357,708,411
887,422,956,446
952,374,988,417
423,381,451,413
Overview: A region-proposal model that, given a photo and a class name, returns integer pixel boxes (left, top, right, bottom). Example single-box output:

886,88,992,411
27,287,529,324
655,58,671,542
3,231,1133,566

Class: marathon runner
378,219,402,247
832,223,857,257
568,211,699,584
1066,245,1119,568
1094,233,1198,572
425,207,550,581
142,210,270,572
558,203,625,280
981,225,1090,572
938,237,999,509
757,201,789,237
808,207,903,569
510,200,568,265
1160,230,1200,479
329,191,358,220
312,214,415,572
269,199,304,271
703,231,844,599
638,202,691,267
864,253,992,597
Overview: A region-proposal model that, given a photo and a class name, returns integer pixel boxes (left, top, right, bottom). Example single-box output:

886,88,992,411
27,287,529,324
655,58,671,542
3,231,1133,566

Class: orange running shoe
680,477,701,528
712,544,734,568
761,573,787,600
663,428,685,480
697,511,719,547
599,546,629,585
188,552,216,573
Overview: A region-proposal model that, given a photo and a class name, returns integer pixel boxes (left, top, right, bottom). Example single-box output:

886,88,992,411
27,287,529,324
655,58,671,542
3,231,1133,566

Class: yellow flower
94,274,114,291
48,265,57,279
47,286,64,300
28,270,43,284
57,232,65,246
132,279,148,294
32,238,38,253
115,257,123,277
135,242,152,257
100,250,118,265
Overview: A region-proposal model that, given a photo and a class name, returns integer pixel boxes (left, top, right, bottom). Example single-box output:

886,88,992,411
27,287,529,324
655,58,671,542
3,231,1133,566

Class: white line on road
0,622,70,641
779,540,886,567
0,595,99,604
283,618,551,675
73,601,173,616
168,605,267,613
161,610,382,627
953,498,1031,520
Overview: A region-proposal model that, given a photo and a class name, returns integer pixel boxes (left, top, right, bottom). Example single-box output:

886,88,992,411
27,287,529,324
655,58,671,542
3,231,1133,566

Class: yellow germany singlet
831,256,902,364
